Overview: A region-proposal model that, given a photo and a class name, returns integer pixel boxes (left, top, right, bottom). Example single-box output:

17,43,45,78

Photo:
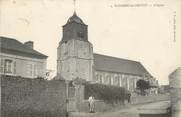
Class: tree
136,79,150,95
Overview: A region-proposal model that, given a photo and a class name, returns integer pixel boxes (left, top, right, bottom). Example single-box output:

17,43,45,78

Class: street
70,101,170,117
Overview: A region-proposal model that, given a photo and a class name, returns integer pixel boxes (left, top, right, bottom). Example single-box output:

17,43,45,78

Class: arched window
122,74,127,88
99,75,102,83
114,75,119,86
95,74,99,81
95,74,102,83
105,75,111,85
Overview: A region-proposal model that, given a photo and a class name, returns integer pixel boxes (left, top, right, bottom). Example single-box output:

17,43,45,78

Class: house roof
0,36,48,59
93,53,152,77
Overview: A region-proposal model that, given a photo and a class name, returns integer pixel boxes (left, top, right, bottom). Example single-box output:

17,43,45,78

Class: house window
0,59,4,73
4,59,13,73
27,64,33,76
34,65,38,77
13,61,16,74
1,59,16,74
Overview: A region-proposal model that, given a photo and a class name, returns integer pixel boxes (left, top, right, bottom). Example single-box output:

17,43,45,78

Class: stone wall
1,76,67,117
131,94,170,104
77,94,169,113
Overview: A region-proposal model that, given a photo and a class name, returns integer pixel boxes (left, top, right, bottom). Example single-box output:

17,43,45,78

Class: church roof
94,53,152,77
0,36,48,59
66,12,85,25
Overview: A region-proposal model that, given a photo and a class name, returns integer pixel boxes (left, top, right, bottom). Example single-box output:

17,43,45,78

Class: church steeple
66,12,85,25
64,0,85,25
73,0,76,13
57,1,93,81
61,10,88,43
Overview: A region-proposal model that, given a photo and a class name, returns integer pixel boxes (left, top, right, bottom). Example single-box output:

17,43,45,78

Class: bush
136,79,150,95
84,83,129,104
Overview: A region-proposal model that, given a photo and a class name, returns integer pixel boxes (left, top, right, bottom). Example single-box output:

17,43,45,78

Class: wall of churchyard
0,53,46,78
77,84,169,113
79,81,170,112
131,94,170,105
78,94,170,113
1,75,67,117
94,70,142,91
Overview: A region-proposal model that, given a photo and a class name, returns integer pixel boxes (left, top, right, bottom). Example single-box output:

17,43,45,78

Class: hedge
84,83,129,104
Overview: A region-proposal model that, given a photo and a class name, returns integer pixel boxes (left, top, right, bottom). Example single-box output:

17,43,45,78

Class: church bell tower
56,12,93,81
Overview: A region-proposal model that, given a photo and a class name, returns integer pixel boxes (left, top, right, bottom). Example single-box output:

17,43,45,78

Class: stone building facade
0,37,47,78
56,12,158,92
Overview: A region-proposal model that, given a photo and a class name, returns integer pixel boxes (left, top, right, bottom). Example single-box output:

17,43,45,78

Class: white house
0,36,48,78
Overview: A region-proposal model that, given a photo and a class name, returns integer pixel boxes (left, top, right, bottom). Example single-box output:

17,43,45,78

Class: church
56,12,158,92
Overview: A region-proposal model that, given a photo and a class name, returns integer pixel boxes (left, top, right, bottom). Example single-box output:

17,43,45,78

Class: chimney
24,41,34,49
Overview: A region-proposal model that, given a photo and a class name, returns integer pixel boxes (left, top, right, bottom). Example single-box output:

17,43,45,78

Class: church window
98,75,102,83
95,74,99,82
99,75,102,83
129,78,134,91
122,75,127,88
109,76,112,85
105,75,111,85
119,77,122,87
95,74,101,83
114,76,119,86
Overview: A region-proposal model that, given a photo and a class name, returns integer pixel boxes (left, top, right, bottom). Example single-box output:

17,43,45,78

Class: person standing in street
88,95,95,113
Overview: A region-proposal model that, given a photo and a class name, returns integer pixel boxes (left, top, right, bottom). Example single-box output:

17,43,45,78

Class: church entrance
66,80,85,112
67,86,77,112
65,80,77,112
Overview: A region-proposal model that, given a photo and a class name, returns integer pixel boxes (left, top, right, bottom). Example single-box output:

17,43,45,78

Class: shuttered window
5,59,13,73
34,64,38,77
27,64,33,76
0,59,4,73
13,61,16,74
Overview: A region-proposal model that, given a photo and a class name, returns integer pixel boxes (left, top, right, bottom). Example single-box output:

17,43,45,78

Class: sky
0,0,181,85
